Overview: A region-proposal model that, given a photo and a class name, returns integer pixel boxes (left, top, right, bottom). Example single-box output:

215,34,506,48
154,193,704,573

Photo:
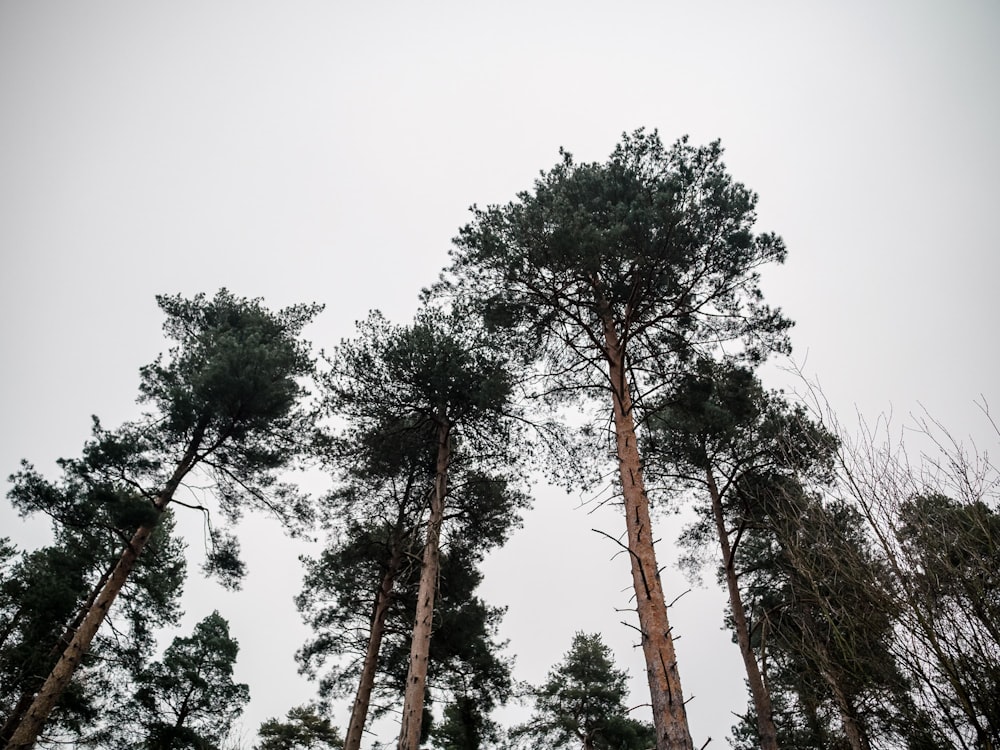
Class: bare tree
802,387,1000,750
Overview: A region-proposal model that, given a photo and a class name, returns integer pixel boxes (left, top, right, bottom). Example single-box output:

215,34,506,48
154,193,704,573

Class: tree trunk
0,694,34,748
4,522,158,750
600,312,693,750
397,421,450,750
4,424,205,750
344,542,405,750
705,468,780,750
0,564,114,746
816,656,868,750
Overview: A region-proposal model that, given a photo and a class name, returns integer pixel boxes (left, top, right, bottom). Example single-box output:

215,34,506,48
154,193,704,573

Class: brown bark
705,468,780,750
4,522,157,750
600,310,694,750
397,421,450,750
815,651,868,750
4,424,205,750
344,543,405,750
0,565,114,746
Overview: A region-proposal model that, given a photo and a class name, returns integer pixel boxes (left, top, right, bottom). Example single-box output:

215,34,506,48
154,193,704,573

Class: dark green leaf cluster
0,513,185,747
436,129,791,408
323,308,521,471
123,611,250,749
644,357,836,489
140,290,320,446
256,704,343,750
136,289,322,528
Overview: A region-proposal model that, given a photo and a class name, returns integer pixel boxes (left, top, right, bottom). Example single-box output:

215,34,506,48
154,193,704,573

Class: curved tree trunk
601,311,694,750
705,468,780,750
344,543,405,750
397,422,450,750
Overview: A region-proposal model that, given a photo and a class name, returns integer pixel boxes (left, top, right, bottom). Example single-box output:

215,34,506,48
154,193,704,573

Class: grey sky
1,2,997,746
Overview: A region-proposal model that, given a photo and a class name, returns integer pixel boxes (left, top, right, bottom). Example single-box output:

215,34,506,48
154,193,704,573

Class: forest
1,131,997,750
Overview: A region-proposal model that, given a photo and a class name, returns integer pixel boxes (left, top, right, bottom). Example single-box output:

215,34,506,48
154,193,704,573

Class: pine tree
123,611,249,749
434,130,791,750
319,308,526,750
511,632,654,750
4,290,319,749
0,502,185,747
643,358,836,750
256,704,343,750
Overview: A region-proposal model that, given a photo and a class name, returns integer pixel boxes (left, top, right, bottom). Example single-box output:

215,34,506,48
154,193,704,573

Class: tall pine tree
320,308,526,750
4,290,319,750
434,130,791,750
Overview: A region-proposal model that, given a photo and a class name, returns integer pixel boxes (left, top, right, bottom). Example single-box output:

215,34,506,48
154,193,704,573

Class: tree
4,290,320,750
256,704,343,750
511,632,654,750
298,409,437,750
122,611,249,749
431,696,493,750
897,492,1000,738
643,358,837,750
435,130,791,749
727,479,911,750
320,309,526,750
296,506,422,747
804,394,1000,749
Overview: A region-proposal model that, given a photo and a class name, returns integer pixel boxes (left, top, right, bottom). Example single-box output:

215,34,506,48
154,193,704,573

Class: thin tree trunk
397,421,450,750
4,423,205,750
600,311,693,750
705,468,780,750
344,543,404,750
822,668,867,750
0,694,34,748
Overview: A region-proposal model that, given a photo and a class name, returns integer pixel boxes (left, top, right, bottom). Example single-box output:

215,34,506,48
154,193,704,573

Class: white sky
1,2,997,747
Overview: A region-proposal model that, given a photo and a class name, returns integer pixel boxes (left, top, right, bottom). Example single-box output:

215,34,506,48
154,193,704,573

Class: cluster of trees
1,130,997,750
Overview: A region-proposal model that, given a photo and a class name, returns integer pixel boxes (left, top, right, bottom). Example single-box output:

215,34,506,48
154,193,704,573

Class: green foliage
645,357,836,486
371,546,513,712
323,308,522,469
298,529,513,716
895,493,1000,745
0,514,185,747
511,633,654,750
138,289,322,528
140,290,320,448
730,480,912,749
9,290,321,595
256,704,343,750
435,130,791,411
126,611,250,749
295,512,419,701
431,695,499,750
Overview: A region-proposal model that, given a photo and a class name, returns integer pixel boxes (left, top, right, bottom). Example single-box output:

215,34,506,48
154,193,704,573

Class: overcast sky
1,2,998,747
